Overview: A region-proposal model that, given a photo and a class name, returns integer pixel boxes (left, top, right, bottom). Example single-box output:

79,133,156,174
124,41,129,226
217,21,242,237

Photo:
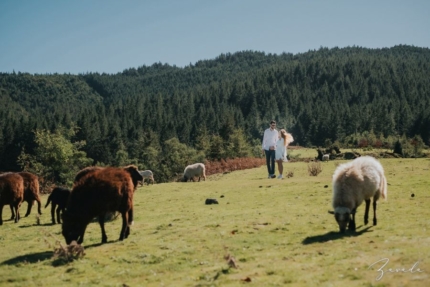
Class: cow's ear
328,210,335,214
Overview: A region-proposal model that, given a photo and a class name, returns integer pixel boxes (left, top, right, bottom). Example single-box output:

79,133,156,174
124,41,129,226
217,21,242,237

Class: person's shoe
277,174,283,179
268,175,271,179
271,174,276,179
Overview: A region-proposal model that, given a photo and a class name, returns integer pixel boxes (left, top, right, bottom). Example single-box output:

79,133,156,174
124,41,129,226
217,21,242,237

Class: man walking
262,120,278,178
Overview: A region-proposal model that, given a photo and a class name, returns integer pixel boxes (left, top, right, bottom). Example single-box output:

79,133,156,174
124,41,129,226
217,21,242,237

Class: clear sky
1,0,429,74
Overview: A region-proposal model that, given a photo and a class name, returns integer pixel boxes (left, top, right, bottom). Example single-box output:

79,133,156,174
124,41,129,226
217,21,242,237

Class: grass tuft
308,161,322,176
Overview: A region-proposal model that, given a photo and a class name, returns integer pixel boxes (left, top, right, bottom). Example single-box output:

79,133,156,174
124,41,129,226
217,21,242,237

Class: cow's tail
45,193,52,208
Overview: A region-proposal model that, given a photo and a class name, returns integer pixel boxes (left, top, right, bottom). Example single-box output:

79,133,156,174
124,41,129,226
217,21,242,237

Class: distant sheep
0,173,24,225
322,154,330,162
182,163,206,182
62,165,143,244
45,187,71,224
138,170,154,185
329,156,387,233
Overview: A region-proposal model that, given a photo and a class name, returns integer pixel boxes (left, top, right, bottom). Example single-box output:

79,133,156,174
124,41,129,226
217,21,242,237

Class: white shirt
262,128,278,150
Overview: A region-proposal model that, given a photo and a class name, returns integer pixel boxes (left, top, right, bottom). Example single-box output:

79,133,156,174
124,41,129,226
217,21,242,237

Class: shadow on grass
19,223,56,228
1,239,118,267
84,240,116,249
302,226,373,245
1,251,53,266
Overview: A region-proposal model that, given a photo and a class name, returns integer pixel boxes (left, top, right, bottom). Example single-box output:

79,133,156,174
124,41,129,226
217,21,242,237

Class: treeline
1,45,429,184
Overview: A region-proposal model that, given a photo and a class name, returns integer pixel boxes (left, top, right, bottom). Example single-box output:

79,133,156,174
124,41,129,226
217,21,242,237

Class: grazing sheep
329,156,387,233
322,154,330,162
62,165,143,244
0,173,24,225
10,172,42,219
138,170,154,186
45,187,71,224
182,163,206,182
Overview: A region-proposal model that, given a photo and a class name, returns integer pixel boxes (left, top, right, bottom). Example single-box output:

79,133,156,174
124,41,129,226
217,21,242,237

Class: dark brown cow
0,173,24,225
62,165,143,244
45,187,71,224
10,172,42,219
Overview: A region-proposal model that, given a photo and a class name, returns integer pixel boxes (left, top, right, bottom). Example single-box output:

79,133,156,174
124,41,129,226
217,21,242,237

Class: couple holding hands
262,120,294,179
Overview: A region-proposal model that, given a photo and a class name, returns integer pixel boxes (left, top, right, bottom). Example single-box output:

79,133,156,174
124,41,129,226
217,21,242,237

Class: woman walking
275,129,294,179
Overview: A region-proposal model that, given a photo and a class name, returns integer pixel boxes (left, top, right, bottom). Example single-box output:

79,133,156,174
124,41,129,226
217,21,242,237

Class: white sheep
329,156,387,233
322,154,330,162
182,163,206,182
138,170,154,185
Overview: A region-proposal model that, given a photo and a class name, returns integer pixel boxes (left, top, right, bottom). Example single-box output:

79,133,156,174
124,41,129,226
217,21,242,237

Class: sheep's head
329,207,351,233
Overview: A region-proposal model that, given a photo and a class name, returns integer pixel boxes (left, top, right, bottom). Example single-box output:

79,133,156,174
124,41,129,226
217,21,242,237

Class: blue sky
1,0,429,74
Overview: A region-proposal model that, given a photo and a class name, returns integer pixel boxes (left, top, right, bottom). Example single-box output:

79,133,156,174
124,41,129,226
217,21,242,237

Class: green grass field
0,157,429,286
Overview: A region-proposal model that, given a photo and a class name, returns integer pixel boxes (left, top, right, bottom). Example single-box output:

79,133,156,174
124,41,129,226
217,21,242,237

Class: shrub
307,162,322,176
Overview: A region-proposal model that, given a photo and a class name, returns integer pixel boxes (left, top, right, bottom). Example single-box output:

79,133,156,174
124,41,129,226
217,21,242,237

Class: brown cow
62,165,143,244
0,173,24,225
10,172,42,219
73,166,104,185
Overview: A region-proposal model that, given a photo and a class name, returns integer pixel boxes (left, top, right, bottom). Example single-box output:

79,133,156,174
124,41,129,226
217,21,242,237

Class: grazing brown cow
45,187,71,224
10,172,42,219
62,165,143,244
0,173,24,225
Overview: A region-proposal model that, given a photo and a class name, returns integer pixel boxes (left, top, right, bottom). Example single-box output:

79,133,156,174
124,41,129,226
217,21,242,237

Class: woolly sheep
182,163,206,182
322,154,330,162
329,156,387,233
139,170,154,185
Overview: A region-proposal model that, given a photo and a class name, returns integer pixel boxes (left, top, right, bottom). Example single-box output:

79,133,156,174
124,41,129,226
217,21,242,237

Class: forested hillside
1,45,429,184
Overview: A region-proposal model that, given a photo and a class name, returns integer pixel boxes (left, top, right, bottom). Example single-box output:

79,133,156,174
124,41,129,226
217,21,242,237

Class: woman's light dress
275,138,287,161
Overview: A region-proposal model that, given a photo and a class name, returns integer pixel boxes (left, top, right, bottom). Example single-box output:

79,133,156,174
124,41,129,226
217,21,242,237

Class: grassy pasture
0,157,429,286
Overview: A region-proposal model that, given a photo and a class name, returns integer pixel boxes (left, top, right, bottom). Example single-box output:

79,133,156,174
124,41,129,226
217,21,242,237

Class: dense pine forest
1,45,429,185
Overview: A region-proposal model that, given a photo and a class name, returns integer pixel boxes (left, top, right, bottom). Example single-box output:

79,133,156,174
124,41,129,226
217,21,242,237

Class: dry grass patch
308,161,322,176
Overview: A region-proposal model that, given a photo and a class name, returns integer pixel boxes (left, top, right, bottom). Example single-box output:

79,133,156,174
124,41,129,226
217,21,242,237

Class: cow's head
61,211,87,244
123,165,143,189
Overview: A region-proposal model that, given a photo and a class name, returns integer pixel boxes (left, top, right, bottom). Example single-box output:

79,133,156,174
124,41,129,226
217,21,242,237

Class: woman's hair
280,129,294,146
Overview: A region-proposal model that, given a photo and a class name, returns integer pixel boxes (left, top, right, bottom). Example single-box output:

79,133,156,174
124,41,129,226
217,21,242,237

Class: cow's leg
51,204,57,224
125,209,133,238
14,203,20,223
24,200,32,217
0,204,4,225
98,215,108,243
56,206,62,224
119,211,129,241
36,196,42,215
9,205,15,220
77,225,88,244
